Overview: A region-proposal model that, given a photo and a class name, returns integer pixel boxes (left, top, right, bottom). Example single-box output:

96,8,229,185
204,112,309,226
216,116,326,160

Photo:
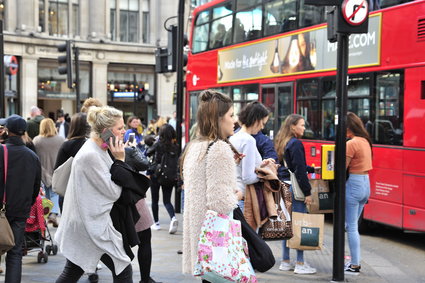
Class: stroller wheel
46,245,52,255
88,273,99,283
37,252,43,263
52,245,58,255
43,253,48,263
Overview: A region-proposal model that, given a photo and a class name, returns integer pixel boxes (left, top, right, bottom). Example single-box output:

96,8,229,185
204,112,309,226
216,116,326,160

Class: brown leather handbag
0,144,16,255
260,181,293,240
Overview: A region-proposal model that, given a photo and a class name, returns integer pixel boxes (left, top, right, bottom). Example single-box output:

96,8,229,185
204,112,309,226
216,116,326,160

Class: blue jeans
45,185,60,214
282,186,307,263
345,174,370,266
5,217,26,283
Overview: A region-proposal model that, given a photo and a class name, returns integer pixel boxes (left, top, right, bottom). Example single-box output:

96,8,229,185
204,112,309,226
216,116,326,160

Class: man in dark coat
55,111,69,139
0,114,41,282
26,106,45,139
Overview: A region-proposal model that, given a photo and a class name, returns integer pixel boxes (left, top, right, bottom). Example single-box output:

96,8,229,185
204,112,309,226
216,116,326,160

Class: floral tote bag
194,210,257,283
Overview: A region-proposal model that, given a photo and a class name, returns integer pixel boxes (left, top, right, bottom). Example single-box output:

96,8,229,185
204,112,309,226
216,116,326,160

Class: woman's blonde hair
39,118,57,137
87,106,123,137
274,114,305,162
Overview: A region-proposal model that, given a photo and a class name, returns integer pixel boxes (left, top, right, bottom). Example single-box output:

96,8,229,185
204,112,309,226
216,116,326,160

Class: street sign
4,55,18,75
342,0,369,26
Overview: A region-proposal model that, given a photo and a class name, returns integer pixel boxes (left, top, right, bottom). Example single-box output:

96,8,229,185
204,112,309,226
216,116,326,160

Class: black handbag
233,207,275,273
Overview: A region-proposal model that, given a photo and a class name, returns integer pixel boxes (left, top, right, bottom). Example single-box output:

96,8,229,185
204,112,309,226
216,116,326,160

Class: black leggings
150,177,175,222
56,254,132,283
137,228,152,282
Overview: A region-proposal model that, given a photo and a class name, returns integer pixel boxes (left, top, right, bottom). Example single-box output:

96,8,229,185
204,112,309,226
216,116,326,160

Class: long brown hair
347,112,373,150
274,114,305,163
180,89,237,178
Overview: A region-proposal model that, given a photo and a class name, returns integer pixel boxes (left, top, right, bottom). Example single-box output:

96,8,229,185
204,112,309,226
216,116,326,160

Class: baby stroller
23,194,58,263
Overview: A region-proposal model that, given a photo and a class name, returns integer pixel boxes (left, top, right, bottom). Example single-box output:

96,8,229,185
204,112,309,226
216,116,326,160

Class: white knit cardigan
182,140,238,275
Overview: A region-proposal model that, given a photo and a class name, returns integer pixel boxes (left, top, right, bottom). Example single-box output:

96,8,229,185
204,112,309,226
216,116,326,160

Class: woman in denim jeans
344,112,373,274
274,114,319,275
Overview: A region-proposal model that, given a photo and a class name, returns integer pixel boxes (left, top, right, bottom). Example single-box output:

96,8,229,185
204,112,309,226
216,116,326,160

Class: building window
39,1,46,32
142,0,150,43
49,0,69,36
72,0,80,36
110,0,116,41
120,0,139,43
0,1,4,23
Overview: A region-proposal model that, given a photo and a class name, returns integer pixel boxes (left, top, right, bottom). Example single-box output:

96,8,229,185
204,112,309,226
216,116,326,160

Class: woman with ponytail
344,112,373,274
181,90,240,282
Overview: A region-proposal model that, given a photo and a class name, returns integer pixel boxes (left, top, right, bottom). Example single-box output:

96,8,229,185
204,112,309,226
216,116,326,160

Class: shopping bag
194,210,257,283
307,179,334,214
234,207,275,273
287,212,324,250
260,182,293,241
52,156,73,196
0,209,15,255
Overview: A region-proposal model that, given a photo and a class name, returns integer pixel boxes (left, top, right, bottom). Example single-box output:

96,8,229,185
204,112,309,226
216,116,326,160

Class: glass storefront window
38,60,91,102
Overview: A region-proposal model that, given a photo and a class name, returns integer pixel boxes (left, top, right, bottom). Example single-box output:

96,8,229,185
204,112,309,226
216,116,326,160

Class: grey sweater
33,135,65,187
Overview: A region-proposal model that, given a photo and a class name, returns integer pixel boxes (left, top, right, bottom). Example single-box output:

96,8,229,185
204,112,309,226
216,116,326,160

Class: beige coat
182,140,238,275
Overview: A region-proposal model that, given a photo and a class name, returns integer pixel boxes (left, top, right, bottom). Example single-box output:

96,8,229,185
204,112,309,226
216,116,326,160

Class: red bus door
261,83,294,139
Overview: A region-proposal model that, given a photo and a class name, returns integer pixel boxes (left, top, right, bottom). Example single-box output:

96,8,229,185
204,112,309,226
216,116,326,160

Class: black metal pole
174,0,185,214
0,20,4,118
332,32,349,281
133,74,137,116
74,46,81,112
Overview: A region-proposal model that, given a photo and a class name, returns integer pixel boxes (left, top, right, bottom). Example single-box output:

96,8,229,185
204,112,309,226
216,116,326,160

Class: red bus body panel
186,0,425,232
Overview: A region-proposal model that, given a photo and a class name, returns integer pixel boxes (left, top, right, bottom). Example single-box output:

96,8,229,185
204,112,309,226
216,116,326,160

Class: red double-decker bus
185,0,425,232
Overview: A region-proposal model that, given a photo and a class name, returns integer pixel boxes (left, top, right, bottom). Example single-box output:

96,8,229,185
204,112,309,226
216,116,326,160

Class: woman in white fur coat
181,90,241,281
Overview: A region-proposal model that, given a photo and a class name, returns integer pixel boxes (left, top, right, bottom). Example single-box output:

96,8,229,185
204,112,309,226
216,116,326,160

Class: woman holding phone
55,106,141,282
124,116,144,152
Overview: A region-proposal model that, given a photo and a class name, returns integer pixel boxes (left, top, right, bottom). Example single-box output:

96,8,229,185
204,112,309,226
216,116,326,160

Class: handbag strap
1,144,8,210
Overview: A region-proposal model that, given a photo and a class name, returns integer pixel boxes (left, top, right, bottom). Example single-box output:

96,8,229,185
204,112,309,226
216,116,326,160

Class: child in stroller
23,192,58,263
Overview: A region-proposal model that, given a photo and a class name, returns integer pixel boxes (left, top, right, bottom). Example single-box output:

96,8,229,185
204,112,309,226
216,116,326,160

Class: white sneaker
96,263,103,270
294,262,317,274
169,217,178,234
151,222,161,231
279,261,295,271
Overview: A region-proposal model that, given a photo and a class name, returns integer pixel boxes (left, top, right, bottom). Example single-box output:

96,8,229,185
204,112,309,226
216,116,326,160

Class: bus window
189,91,200,132
232,84,259,120
321,78,336,141
297,78,320,139
298,4,325,29
374,71,403,145
277,83,293,131
210,16,233,49
264,0,297,36
236,0,262,10
234,5,262,42
192,10,210,53
347,75,371,121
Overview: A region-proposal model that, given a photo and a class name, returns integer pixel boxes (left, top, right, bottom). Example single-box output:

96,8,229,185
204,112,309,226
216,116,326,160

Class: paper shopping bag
287,212,324,250
307,180,334,214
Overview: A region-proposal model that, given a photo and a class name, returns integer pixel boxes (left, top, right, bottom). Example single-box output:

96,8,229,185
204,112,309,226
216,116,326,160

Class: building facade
2,0,181,123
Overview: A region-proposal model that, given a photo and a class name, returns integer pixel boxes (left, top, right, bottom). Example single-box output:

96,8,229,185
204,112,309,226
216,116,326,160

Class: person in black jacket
146,124,178,234
54,112,89,211
0,114,41,283
274,114,320,275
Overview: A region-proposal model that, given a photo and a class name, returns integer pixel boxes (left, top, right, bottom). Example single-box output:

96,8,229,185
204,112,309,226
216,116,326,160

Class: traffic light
57,40,73,89
167,25,177,72
155,47,169,73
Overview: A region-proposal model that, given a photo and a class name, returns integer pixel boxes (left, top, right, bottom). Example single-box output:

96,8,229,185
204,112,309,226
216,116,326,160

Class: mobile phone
128,133,135,143
101,129,116,145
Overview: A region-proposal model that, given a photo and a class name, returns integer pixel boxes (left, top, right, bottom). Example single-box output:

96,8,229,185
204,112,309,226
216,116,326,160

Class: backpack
155,149,179,186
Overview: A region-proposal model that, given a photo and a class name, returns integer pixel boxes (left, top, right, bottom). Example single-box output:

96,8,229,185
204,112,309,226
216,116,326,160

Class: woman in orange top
344,112,373,274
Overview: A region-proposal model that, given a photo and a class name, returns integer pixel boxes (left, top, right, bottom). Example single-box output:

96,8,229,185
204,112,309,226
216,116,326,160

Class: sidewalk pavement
1,200,387,283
